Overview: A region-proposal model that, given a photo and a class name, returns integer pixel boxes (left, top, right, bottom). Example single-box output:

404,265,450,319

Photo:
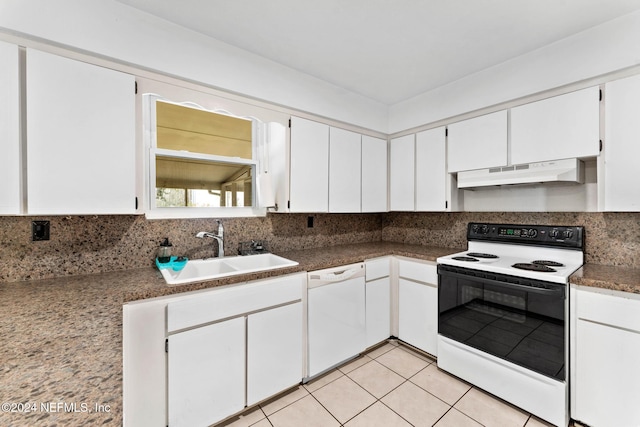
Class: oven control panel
468,223,584,249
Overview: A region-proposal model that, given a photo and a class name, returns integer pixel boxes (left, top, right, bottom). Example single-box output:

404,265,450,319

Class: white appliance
437,223,584,427
457,158,584,189
306,263,366,379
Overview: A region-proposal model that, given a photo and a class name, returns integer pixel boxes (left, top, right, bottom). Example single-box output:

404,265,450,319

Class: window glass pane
156,101,252,158
155,157,253,208
156,188,222,208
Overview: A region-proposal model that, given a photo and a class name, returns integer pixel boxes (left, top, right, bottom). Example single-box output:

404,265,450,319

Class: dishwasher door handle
309,268,359,283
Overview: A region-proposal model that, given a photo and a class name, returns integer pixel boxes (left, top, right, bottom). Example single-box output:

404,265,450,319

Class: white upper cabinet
26,49,136,215
361,135,387,212
329,127,361,212
603,75,640,211
447,110,508,172
0,41,20,215
389,134,415,211
511,86,600,165
289,116,329,212
416,127,447,211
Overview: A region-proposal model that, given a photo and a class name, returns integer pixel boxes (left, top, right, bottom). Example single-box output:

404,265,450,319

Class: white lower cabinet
365,257,391,348
571,285,640,427
397,258,438,356
168,317,246,427
247,302,303,405
123,273,305,427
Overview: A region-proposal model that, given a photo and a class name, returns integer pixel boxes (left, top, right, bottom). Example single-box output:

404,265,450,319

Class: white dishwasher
306,262,366,379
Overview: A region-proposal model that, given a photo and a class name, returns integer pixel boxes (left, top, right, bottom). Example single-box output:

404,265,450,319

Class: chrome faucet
196,220,225,258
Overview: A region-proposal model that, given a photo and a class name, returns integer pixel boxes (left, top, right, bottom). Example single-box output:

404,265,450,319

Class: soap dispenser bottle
157,237,173,264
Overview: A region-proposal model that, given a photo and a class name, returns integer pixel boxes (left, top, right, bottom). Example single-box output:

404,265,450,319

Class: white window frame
143,94,270,219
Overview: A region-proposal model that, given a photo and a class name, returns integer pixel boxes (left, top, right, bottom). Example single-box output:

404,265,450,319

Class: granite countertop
1,241,638,426
570,263,640,294
0,242,456,426
123,241,460,302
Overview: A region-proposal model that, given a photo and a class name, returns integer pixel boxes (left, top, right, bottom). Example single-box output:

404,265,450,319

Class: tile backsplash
0,211,638,283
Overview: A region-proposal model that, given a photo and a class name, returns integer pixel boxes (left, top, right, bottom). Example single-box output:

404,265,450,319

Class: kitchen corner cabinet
389,134,415,211
416,127,447,211
571,285,640,427
329,127,361,212
511,86,600,165
365,257,391,347
397,258,438,356
26,48,136,215
0,41,20,214
123,273,305,427
447,110,508,173
361,135,388,212
289,116,329,212
603,74,640,211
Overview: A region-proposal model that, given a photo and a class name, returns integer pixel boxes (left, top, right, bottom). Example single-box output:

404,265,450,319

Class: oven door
438,264,566,381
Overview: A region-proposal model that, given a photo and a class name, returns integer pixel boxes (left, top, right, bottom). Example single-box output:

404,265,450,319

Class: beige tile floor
220,340,562,427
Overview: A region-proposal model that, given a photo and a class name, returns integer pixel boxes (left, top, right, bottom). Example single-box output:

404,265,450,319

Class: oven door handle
440,270,565,297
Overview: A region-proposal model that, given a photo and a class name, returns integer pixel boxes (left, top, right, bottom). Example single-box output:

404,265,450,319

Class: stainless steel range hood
457,158,584,189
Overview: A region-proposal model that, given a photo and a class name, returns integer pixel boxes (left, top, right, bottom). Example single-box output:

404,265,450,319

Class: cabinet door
247,302,303,405
416,127,447,211
26,49,135,214
574,320,640,427
361,135,387,212
329,127,361,212
398,278,438,356
168,317,246,427
366,277,391,348
289,116,329,212
389,134,415,211
0,41,20,214
572,287,640,427
447,110,507,172
511,87,600,165
603,75,640,211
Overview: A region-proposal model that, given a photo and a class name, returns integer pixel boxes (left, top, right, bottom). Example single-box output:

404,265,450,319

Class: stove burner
466,252,499,259
452,256,480,262
532,260,565,267
512,263,557,272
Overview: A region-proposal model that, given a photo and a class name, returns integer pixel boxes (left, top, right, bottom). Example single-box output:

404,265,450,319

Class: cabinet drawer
366,257,390,281
576,287,640,332
398,259,437,285
167,273,304,332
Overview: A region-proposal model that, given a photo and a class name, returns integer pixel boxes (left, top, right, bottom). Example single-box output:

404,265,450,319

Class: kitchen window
144,94,277,218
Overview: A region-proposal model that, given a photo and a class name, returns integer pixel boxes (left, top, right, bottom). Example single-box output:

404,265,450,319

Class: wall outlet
32,220,50,241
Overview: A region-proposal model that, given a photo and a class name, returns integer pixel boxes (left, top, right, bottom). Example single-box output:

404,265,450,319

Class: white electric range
436,222,584,427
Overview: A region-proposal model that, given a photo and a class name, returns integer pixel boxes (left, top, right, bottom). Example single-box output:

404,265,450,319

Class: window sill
144,206,269,219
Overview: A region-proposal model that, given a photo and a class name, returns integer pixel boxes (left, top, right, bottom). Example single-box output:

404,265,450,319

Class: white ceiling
115,0,640,105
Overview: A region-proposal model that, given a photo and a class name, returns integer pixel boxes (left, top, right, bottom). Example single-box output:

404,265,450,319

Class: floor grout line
245,340,551,427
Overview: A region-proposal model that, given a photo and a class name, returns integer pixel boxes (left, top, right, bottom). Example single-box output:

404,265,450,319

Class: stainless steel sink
159,253,299,285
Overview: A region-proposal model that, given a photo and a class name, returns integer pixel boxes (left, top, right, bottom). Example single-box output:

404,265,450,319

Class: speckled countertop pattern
1,241,638,427
571,263,640,294
0,242,457,427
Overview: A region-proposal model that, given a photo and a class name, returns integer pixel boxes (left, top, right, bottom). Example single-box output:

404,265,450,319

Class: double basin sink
159,253,299,285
